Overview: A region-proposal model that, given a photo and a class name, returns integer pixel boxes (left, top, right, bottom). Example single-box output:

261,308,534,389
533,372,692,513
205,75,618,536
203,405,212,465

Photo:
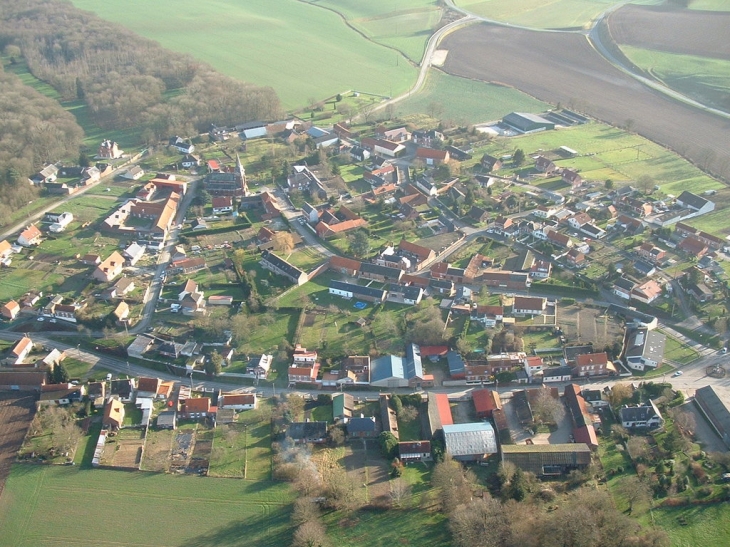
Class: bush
697,486,713,498
691,462,709,483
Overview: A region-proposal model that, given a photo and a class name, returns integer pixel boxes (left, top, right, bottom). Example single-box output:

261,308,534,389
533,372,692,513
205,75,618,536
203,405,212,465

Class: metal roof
370,355,405,382
443,422,498,456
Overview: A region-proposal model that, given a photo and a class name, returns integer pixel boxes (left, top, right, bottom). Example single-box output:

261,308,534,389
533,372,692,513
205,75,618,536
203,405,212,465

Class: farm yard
442,24,730,181
0,395,36,496
0,465,294,547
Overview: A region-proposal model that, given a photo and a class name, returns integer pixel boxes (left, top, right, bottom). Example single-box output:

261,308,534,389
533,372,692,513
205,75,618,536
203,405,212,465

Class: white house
49,212,74,233
542,366,573,383
625,328,666,371
17,225,42,247
219,393,257,410
512,296,546,316
620,401,664,429
122,166,144,180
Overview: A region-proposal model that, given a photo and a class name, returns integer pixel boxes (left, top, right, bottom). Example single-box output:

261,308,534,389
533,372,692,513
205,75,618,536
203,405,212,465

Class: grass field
395,70,550,124
641,504,730,547
303,0,442,62
467,122,722,194
454,0,656,29
620,46,730,112
0,464,293,547
690,0,730,10
70,0,418,109
660,332,700,365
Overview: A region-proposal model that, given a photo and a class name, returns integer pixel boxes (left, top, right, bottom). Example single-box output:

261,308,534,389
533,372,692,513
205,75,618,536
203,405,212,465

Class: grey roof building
443,422,498,461
360,262,403,282
625,328,666,371
694,385,730,449
502,443,591,476
260,250,308,286
329,280,386,302
286,421,328,444
620,401,664,429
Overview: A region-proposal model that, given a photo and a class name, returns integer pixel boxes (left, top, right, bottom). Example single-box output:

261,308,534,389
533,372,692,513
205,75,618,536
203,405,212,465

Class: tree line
0,0,281,141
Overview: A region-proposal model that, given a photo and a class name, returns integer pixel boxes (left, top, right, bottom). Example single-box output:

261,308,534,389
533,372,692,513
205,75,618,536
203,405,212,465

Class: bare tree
531,389,565,426
432,455,474,512
618,476,652,514
389,477,412,508
669,407,696,436
292,498,322,526
449,497,509,547
272,231,295,254
627,436,651,462
608,384,633,407
292,520,330,547
322,465,359,511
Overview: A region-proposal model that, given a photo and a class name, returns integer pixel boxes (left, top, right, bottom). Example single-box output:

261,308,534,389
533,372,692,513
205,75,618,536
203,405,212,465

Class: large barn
502,112,555,134
694,385,730,449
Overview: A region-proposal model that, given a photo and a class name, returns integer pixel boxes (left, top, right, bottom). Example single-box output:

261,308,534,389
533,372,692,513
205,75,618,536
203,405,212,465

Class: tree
379,431,399,459
512,148,525,166
292,520,330,547
618,476,652,514
531,388,565,425
604,179,614,189
432,455,474,512
449,497,509,547
627,436,651,462
348,230,370,258
78,151,90,167
637,174,655,195
507,468,529,501
292,498,322,526
322,465,359,511
609,384,633,407
52,362,70,384
389,477,412,507
205,351,223,375
328,426,345,446
670,407,696,435
271,231,295,254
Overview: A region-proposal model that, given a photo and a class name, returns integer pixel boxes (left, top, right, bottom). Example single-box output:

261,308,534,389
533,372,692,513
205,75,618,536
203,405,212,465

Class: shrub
691,462,709,483
697,486,713,498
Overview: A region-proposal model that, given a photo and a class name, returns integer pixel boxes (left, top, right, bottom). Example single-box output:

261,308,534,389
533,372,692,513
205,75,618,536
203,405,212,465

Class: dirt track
609,5,730,59
442,23,730,180
0,394,36,495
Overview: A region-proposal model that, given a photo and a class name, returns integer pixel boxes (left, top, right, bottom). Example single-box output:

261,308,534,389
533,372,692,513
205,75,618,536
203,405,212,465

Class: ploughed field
0,394,36,496
442,23,730,180
608,5,730,60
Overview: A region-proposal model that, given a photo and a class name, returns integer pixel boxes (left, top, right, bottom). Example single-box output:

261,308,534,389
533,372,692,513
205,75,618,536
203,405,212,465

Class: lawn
0,465,293,547
396,70,550,125
454,0,655,29
660,332,700,366
642,504,730,547
620,46,730,112
70,0,418,109
0,267,64,302
209,403,272,480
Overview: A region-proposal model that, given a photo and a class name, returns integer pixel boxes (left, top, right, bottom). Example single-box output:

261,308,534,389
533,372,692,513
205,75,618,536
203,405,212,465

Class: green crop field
453,0,656,29
303,0,442,62
395,70,550,124
0,465,293,547
691,0,730,10
620,46,730,112
70,0,418,109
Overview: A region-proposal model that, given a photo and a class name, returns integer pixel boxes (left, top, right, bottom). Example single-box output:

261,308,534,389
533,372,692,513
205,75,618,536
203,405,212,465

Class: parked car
672,370,683,377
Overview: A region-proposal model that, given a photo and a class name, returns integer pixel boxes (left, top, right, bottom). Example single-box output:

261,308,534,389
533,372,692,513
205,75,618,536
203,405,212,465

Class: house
93,251,126,282
480,154,502,172
637,243,666,264
572,352,611,377
564,384,598,449
168,257,207,275
328,256,361,277
375,126,410,142
360,137,405,158
112,301,130,323
47,212,74,233
631,279,663,304
333,393,354,421
398,239,436,268
416,147,449,166
471,305,504,328
212,196,234,214
613,277,636,300
123,243,145,266
512,296,546,316
678,235,709,258
360,262,403,283
220,394,257,410
127,335,154,359
103,399,125,429
687,282,714,303
287,164,327,197
347,416,378,439
620,401,664,429
446,351,466,379
0,239,12,260
566,248,585,266
1,300,20,320
535,155,558,174
168,136,195,154
98,139,123,159
135,377,161,399
3,336,33,365
301,202,319,224
524,356,546,379
481,270,531,290
181,397,215,419
442,422,498,462
502,444,592,477
562,169,583,189
30,164,58,185
399,441,432,462
81,253,101,266
676,191,714,215
110,379,135,403
544,228,573,249
287,421,327,444
180,153,201,168
260,250,308,285
122,166,144,180
625,328,666,371
17,225,42,247
472,389,502,419
246,354,273,379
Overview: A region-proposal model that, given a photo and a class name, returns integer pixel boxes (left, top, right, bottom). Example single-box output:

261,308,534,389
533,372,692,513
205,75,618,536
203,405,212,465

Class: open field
643,504,730,547
442,23,730,182
609,5,730,60
0,464,293,547
304,0,442,62
70,0,417,109
690,0,730,9
660,332,700,365
0,395,36,496
395,70,549,124
454,0,648,29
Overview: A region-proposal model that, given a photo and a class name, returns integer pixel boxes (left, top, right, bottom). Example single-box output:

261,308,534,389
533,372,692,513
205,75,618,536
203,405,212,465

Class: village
1,104,729,501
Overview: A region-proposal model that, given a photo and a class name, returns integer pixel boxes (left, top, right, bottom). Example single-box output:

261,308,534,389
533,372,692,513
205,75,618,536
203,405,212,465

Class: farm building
472,389,502,419
624,328,666,371
156,411,177,430
501,444,592,477
260,250,308,286
219,394,257,410
380,394,399,439
426,393,454,437
329,280,386,303
443,422,498,462
502,112,555,134
693,385,730,449
446,351,466,379
333,393,354,421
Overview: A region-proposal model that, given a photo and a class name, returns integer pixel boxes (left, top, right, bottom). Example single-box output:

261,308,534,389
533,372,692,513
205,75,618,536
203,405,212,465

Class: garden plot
342,442,390,504
559,306,623,348
102,428,145,469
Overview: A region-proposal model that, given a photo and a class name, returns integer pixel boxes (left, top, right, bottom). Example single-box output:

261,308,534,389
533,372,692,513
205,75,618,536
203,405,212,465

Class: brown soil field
609,5,730,59
442,24,730,180
0,394,36,495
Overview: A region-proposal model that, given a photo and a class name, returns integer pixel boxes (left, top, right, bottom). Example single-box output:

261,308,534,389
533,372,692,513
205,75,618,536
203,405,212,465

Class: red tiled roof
183,398,211,412
472,389,502,414
434,393,453,426
419,345,449,357
575,352,608,367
